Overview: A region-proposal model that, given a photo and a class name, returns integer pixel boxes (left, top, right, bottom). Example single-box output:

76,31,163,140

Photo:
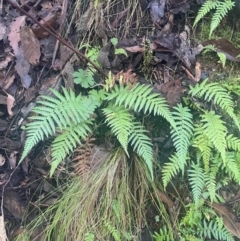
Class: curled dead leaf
7,93,15,116
20,26,41,66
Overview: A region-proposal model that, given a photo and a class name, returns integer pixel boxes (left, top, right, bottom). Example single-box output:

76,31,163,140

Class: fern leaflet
193,125,212,172
189,79,240,131
200,111,227,163
105,84,175,128
193,0,218,27
226,134,240,152
171,104,194,169
210,0,235,36
104,221,121,241
20,88,98,163
103,105,133,155
198,219,234,241
188,164,205,204
162,155,181,188
50,120,92,176
128,121,153,179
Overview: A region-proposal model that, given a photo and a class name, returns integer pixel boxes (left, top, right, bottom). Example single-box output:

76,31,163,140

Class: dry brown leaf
8,16,26,57
113,69,137,86
3,74,15,90
124,45,145,53
212,202,240,238
6,93,15,116
20,26,41,66
195,61,201,82
31,6,60,39
8,16,31,88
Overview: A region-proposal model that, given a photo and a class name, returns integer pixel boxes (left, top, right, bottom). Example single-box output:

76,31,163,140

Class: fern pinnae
193,0,218,27
50,120,92,175
226,134,240,152
200,111,227,163
128,121,154,179
189,79,240,131
103,105,133,155
171,104,194,169
193,126,212,172
210,0,235,36
162,155,181,188
20,88,97,164
105,84,175,128
188,164,205,204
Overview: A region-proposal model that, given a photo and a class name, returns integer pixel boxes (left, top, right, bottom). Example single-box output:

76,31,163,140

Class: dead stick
6,0,107,78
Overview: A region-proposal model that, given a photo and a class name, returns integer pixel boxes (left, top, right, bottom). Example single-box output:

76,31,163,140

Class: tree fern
20,88,99,164
102,104,134,155
188,164,205,204
105,84,175,128
200,111,227,163
171,104,194,170
128,121,154,179
189,79,240,131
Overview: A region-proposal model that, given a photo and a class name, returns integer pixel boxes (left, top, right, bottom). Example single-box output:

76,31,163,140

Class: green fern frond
153,225,174,241
200,111,227,163
162,155,181,188
105,84,175,128
171,104,194,169
103,105,133,155
50,121,92,176
193,126,212,172
224,152,240,183
104,221,121,241
128,121,153,179
217,52,227,67
210,0,235,36
189,79,240,131
205,171,216,203
188,164,205,204
112,200,121,223
198,219,234,241
193,0,218,27
226,134,240,152
20,88,98,163
84,233,95,241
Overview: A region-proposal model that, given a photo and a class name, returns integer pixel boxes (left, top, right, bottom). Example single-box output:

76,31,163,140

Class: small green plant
110,37,128,57
73,69,95,88
20,76,175,178
194,0,235,37
202,44,227,67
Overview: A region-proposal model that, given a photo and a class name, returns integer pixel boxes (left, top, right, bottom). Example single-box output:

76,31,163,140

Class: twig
5,0,107,78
